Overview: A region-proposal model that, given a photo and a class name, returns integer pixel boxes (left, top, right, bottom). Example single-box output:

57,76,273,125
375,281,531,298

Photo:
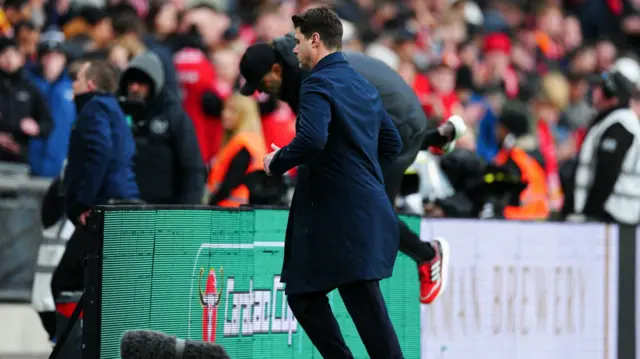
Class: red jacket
261,104,296,150
174,48,222,164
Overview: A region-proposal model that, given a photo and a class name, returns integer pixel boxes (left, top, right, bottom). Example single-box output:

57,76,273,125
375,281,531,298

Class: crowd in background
0,0,639,220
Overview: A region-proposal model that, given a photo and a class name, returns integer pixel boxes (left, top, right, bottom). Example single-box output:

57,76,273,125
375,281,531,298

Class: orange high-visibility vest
207,132,266,207
494,147,550,221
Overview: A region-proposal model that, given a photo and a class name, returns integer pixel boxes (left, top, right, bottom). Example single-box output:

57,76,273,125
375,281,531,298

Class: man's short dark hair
85,60,120,93
291,5,343,50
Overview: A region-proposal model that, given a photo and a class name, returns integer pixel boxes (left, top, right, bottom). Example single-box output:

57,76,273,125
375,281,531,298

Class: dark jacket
119,51,205,205
272,33,428,151
269,52,403,294
63,92,139,221
0,69,54,163
27,69,76,177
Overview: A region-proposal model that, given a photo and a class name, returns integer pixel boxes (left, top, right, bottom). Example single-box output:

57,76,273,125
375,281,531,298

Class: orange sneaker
418,237,450,304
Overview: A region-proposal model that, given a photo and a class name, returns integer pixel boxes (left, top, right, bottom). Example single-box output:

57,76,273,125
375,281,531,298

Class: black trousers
383,129,441,263
288,280,403,359
51,226,87,299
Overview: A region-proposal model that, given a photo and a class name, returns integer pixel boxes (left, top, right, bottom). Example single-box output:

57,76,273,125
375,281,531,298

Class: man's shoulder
303,62,367,91
301,72,331,92
80,95,124,119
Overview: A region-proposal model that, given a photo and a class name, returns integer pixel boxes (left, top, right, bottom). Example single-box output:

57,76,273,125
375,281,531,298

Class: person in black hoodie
238,32,468,304
118,51,205,204
0,37,53,165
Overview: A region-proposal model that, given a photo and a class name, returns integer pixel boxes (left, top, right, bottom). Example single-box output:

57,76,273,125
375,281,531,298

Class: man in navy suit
263,6,404,358
240,29,467,306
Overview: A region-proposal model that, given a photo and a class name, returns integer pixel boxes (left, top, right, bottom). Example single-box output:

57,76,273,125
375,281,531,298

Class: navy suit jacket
269,52,403,294
64,92,139,221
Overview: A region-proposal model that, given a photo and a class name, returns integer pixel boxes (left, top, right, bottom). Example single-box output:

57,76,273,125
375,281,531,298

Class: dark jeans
287,280,403,359
383,129,441,263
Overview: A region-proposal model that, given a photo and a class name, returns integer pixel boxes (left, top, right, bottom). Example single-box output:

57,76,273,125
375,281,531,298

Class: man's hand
77,210,90,226
263,144,280,176
0,132,20,153
20,117,40,136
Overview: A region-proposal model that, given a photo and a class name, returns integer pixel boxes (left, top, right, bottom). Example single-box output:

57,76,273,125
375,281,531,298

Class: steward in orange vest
206,94,267,207
494,107,550,220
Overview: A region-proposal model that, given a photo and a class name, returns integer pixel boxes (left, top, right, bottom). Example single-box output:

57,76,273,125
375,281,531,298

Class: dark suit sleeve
583,123,635,214
30,85,54,137
378,112,402,164
269,77,331,176
73,109,112,207
173,109,206,204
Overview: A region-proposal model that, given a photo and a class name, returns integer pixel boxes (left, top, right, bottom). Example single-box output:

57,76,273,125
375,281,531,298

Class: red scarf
537,121,564,210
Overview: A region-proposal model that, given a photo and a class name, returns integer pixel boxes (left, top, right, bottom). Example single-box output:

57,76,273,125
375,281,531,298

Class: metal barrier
0,162,51,303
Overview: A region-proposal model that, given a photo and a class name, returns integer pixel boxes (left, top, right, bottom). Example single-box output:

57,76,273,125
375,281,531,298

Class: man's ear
271,63,281,76
311,33,320,47
87,80,97,92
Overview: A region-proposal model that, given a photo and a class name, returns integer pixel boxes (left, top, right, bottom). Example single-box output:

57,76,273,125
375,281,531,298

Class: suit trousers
287,280,403,359
382,128,441,263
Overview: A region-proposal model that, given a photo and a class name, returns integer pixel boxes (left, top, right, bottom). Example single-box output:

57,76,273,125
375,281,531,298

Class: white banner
420,219,618,359
31,219,74,312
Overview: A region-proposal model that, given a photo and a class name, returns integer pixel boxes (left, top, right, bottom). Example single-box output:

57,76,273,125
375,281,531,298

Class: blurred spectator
63,5,114,56
569,44,597,74
174,39,221,165
206,93,266,207
595,37,617,72
254,4,293,42
563,15,583,53
493,105,550,220
110,3,179,96
257,92,296,151
568,58,640,224
179,4,230,55
622,0,640,52
392,26,418,64
118,51,205,204
534,72,571,211
480,32,519,98
534,4,564,61
145,0,180,52
366,42,399,70
565,72,595,131
423,63,462,122
107,35,147,69
14,20,39,66
0,0,31,36
341,18,363,51
27,29,76,178
474,84,506,162
0,36,53,166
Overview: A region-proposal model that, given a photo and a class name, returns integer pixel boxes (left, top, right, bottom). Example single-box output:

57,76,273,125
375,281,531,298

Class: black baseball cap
239,42,277,96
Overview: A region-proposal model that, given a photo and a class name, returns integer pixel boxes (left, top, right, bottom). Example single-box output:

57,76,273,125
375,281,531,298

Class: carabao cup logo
199,267,224,342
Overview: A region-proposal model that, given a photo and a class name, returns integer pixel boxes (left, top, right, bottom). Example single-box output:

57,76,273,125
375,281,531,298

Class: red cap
483,33,511,54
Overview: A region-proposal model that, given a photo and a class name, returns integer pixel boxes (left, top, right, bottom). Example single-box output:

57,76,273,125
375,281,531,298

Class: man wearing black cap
0,36,53,166
491,104,549,220
568,58,640,225
239,30,467,304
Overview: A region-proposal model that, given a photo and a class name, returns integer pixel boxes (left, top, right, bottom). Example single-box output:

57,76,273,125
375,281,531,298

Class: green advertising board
98,208,420,359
